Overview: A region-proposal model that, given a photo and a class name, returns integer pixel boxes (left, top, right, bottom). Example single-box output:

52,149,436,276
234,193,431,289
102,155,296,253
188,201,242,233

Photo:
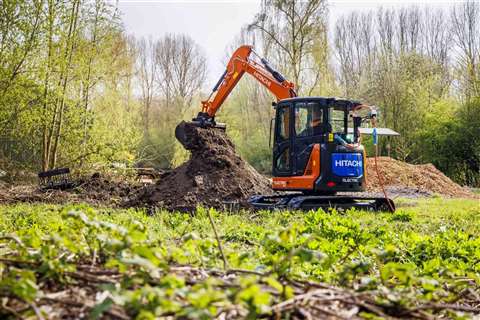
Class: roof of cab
278,97,362,109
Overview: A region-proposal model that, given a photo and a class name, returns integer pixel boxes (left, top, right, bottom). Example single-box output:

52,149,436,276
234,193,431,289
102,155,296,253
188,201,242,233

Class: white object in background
348,127,400,136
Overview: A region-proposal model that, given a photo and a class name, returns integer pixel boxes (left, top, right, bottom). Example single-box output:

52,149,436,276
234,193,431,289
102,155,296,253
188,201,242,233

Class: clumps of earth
0,173,144,206
126,121,271,211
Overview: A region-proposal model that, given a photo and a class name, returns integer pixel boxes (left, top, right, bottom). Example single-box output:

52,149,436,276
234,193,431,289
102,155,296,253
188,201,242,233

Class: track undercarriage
248,194,395,212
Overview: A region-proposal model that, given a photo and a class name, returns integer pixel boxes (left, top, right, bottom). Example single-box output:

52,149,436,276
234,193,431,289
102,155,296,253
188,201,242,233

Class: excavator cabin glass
294,102,325,137
273,98,330,178
330,106,355,144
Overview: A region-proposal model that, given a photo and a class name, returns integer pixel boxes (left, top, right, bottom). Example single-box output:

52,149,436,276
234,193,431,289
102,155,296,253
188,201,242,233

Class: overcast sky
118,0,457,86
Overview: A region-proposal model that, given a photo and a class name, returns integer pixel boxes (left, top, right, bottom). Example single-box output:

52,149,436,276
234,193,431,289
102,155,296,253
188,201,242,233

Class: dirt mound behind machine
366,157,474,198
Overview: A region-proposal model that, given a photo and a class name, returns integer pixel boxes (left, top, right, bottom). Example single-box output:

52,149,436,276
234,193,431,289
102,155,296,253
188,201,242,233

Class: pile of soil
73,174,144,203
365,157,474,198
127,122,271,211
0,173,144,206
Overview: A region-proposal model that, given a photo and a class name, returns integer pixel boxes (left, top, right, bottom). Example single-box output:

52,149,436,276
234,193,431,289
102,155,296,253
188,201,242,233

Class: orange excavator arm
175,45,296,148
197,45,297,124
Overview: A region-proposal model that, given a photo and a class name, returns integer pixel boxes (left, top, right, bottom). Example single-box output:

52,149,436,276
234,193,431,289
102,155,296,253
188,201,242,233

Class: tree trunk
80,0,101,167
50,0,81,169
42,0,56,172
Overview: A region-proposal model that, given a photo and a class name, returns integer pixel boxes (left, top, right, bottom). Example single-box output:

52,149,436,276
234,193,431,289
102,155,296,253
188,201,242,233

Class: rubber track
248,194,395,212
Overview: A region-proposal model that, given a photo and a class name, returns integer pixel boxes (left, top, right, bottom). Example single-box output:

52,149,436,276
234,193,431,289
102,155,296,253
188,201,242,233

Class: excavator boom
175,45,296,148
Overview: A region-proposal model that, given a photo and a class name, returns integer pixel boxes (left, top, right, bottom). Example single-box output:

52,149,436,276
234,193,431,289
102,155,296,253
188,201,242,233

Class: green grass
0,198,479,319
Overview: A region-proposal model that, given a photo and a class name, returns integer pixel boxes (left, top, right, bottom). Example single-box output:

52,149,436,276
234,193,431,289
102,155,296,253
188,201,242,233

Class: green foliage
418,98,480,186
0,198,479,318
389,211,413,222
444,99,480,186
0,0,141,173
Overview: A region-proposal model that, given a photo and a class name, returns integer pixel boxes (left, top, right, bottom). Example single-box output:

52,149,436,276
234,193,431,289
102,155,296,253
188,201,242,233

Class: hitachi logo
335,160,362,167
253,71,272,87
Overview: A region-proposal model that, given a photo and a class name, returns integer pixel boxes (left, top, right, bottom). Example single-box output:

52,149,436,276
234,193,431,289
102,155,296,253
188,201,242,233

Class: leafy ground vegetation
0,198,479,319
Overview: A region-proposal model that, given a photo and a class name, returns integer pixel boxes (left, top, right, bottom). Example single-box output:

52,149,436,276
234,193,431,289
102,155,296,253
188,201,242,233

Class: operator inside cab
311,107,324,136
331,106,360,150
295,102,326,137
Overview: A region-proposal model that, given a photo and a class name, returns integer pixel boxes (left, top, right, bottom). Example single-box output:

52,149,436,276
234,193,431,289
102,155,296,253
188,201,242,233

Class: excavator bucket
175,120,226,150
175,121,193,150
175,121,187,148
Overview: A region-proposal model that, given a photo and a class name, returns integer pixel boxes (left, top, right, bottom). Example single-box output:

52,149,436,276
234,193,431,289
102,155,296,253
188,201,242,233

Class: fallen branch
402,302,480,315
0,235,25,247
206,209,229,270
65,271,117,284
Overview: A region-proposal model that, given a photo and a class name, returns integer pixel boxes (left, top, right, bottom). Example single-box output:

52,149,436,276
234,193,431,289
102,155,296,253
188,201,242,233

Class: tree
136,37,157,141
249,0,328,94
334,6,455,161
0,0,141,175
134,34,207,168
154,34,207,114
334,11,376,97
451,0,480,100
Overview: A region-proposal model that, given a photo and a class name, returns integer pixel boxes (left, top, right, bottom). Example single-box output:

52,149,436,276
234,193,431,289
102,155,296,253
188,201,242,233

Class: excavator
175,45,395,212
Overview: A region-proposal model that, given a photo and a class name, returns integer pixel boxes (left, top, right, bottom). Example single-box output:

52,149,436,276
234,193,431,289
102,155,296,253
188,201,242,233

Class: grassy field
0,198,479,319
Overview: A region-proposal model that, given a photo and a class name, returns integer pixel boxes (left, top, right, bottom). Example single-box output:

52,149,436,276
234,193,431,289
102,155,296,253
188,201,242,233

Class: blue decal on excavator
331,153,363,177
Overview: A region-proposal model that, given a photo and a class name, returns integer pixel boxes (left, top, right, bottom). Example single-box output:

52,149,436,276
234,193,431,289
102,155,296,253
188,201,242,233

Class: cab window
276,105,290,141
294,102,324,137
276,147,290,172
330,107,346,134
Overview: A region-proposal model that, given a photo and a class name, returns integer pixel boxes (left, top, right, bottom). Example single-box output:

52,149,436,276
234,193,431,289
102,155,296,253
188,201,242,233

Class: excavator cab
250,96,394,211
271,97,366,194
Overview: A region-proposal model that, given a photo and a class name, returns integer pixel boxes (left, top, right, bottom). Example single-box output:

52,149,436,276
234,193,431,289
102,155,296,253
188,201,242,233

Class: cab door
272,103,293,177
292,101,326,176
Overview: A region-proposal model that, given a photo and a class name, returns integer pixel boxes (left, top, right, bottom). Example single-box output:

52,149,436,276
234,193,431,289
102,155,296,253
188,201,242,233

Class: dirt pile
127,122,271,211
0,173,144,206
365,157,474,198
73,173,143,203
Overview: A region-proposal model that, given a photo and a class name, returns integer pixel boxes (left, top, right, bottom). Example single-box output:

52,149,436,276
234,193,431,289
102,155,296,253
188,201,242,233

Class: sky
117,0,457,86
